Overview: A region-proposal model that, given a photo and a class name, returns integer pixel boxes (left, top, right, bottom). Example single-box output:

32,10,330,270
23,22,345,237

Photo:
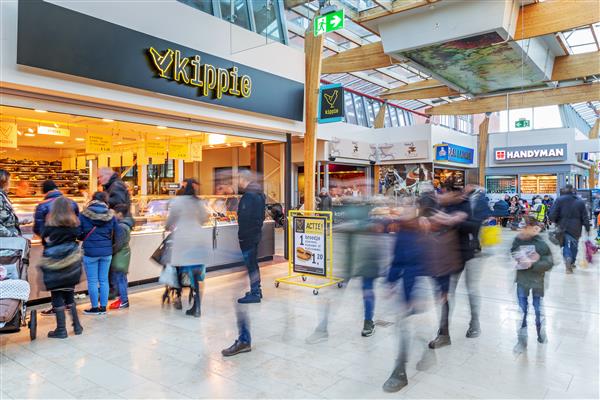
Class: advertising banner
494,144,567,163
0,123,18,149
292,216,327,276
86,133,112,153
378,140,429,162
329,137,373,160
435,143,474,164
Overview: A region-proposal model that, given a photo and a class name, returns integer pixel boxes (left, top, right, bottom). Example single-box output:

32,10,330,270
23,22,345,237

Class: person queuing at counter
79,191,123,315
38,197,84,339
222,170,265,358
98,167,131,210
109,204,135,310
0,169,21,237
34,180,80,318
549,184,590,274
165,178,209,318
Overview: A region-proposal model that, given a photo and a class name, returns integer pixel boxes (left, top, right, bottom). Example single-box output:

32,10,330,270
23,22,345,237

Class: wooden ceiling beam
514,0,600,40
381,79,444,96
381,85,459,100
552,51,600,81
425,83,600,115
321,42,393,74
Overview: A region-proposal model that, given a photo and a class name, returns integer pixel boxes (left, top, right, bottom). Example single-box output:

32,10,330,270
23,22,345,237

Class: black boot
536,323,547,343
382,364,408,392
185,274,201,317
428,329,451,349
48,307,68,339
174,288,182,310
68,304,83,335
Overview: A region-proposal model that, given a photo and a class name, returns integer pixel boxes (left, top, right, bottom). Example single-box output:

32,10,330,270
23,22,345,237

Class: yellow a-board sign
168,143,189,160
86,133,112,153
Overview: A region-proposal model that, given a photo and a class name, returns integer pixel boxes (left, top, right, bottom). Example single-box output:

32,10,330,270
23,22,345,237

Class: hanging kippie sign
318,83,345,123
148,48,252,99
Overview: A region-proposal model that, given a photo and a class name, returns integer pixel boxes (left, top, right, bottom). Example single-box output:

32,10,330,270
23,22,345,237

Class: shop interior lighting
156,125,167,130
34,109,47,113
102,118,114,123
24,133,35,137
54,141,64,145
226,143,231,147
27,128,34,133
75,137,85,142
208,133,226,145
53,123,59,128
242,141,248,148
17,130,22,136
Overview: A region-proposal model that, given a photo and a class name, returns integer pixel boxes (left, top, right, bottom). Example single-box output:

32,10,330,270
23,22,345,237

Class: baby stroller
0,237,37,340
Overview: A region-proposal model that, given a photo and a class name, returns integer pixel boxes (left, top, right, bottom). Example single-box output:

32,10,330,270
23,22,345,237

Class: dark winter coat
471,191,492,222
110,217,134,273
103,173,131,210
549,193,590,239
237,182,266,249
444,197,479,264
33,190,79,238
511,234,554,295
79,201,123,258
39,226,82,291
317,193,332,212
492,200,510,217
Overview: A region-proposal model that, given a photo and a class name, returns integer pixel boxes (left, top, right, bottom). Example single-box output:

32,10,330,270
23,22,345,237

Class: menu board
292,216,327,276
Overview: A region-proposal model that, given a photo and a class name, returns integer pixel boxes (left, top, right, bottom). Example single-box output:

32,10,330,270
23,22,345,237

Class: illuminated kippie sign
148,47,252,99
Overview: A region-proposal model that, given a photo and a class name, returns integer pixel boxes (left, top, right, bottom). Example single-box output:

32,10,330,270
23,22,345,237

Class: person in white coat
166,178,209,317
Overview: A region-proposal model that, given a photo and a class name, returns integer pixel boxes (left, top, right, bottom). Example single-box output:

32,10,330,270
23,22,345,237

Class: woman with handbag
79,191,122,315
39,196,83,338
165,178,209,317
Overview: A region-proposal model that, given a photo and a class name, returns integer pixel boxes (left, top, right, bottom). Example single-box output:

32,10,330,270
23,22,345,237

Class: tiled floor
1,229,598,399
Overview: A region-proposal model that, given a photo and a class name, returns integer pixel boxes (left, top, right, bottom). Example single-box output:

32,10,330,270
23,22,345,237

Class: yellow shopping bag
480,225,501,247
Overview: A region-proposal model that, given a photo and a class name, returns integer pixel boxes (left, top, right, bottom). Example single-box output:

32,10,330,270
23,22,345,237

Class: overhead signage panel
318,84,345,123
17,1,304,121
314,9,345,36
494,144,568,163
435,143,474,164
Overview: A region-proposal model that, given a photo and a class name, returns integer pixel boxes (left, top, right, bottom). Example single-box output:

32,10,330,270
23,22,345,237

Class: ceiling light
27,128,34,133
156,125,167,130
75,137,85,142
208,133,226,145
24,133,35,137
54,141,64,145
102,118,114,123
226,143,231,147
155,137,161,140
242,141,248,148
34,109,47,113
209,145,215,148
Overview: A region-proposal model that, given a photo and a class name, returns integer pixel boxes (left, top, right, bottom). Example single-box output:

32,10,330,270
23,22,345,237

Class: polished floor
1,229,598,399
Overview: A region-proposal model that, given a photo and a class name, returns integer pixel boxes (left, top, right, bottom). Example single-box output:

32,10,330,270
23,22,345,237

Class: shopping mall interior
0,1,599,399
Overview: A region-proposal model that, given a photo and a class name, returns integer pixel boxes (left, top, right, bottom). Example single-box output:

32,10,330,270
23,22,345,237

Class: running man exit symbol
314,9,345,36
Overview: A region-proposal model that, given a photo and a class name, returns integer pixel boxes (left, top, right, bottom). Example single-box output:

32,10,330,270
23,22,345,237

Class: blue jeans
236,304,251,344
241,243,261,295
84,255,112,308
562,232,579,265
111,271,128,304
362,277,375,321
517,285,542,327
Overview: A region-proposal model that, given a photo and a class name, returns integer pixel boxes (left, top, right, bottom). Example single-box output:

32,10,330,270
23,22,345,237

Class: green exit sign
515,119,531,128
314,9,344,36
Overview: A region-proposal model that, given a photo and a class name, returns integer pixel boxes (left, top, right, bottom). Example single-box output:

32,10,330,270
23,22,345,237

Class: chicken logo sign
318,83,345,123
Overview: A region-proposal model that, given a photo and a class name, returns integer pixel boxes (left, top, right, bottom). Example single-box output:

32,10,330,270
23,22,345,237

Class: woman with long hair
165,178,209,317
39,196,83,338
0,169,21,237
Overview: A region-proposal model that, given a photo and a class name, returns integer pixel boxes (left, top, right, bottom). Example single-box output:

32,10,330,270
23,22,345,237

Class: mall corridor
1,230,598,399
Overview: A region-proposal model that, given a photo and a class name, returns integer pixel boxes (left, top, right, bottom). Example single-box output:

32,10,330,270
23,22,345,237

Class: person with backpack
511,217,554,352
549,184,591,273
39,197,83,338
108,204,134,310
79,192,123,315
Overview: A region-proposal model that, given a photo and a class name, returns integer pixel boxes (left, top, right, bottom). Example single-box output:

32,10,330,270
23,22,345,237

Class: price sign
145,140,167,159
86,133,112,153
292,216,327,276
168,143,189,160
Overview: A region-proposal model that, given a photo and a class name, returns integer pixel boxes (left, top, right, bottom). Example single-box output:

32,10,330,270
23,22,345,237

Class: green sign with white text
515,119,531,128
314,10,345,36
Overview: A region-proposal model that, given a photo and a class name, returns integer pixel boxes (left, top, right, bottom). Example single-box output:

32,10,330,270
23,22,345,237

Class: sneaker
428,332,451,349
237,293,261,304
108,299,121,310
83,307,106,315
119,301,129,309
382,366,408,393
221,340,251,357
361,320,375,337
466,321,481,338
305,329,329,344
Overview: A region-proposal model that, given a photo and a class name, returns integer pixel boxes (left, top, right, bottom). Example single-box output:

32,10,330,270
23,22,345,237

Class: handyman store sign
494,144,567,163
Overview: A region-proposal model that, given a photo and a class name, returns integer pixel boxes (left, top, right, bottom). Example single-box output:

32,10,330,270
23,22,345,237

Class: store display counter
26,221,275,301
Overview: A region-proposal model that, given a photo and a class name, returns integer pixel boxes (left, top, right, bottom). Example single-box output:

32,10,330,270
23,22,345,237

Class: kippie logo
148,47,252,99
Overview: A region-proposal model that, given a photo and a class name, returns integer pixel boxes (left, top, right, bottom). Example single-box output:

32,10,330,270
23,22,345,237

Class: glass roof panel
564,27,596,47
571,43,599,54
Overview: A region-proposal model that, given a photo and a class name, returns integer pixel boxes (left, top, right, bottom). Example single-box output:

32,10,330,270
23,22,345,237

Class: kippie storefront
1,0,304,300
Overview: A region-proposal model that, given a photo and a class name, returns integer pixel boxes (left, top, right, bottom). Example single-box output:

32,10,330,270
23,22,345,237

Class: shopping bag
480,225,501,247
150,233,172,266
158,265,180,288
585,240,598,264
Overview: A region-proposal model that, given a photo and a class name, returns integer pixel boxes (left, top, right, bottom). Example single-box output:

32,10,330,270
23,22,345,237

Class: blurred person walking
165,178,209,317
427,180,481,349
109,204,134,310
511,217,554,352
0,169,21,237
79,192,122,315
39,197,83,338
316,187,332,212
549,184,590,273
236,170,266,304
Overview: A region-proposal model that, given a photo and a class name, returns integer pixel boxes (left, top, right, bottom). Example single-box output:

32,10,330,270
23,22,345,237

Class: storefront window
147,160,175,195
220,0,251,30
520,175,557,195
486,175,518,194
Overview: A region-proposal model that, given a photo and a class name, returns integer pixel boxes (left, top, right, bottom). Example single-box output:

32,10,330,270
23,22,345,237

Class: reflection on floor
1,229,598,399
